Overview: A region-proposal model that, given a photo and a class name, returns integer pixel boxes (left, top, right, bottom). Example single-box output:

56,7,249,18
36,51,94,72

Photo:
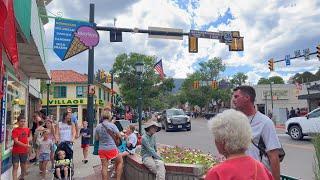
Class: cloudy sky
43,0,320,84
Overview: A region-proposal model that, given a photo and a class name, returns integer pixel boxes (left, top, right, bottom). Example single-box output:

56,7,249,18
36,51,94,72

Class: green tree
230,72,248,87
257,76,284,84
269,76,285,84
179,58,228,111
257,77,270,84
198,57,226,82
112,53,174,109
291,71,317,83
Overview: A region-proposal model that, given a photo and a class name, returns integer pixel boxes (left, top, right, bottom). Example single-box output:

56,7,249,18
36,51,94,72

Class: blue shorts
39,153,50,162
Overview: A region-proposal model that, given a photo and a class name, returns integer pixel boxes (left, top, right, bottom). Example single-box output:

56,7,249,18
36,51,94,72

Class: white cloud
43,0,320,83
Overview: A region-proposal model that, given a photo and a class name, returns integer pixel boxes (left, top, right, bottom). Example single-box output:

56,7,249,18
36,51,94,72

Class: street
156,117,315,180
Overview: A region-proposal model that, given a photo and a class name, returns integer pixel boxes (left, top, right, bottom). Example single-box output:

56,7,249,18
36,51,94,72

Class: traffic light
189,36,198,53
229,37,244,51
99,70,106,81
211,80,218,89
317,44,320,60
268,58,274,71
106,73,112,83
192,81,200,89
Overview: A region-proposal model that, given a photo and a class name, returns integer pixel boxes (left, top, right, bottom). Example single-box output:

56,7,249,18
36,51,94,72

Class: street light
135,61,144,135
46,79,51,116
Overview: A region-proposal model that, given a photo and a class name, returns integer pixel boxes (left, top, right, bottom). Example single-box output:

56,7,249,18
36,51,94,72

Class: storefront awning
18,42,50,79
298,93,320,99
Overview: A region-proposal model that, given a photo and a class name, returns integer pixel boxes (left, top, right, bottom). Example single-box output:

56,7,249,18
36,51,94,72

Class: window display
3,75,27,153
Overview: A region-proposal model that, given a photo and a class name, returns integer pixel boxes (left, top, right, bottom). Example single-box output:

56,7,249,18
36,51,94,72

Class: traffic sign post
303,48,310,61
285,55,290,66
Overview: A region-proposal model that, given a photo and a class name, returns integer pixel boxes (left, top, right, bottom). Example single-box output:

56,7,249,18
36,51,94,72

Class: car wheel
165,123,170,132
289,125,303,140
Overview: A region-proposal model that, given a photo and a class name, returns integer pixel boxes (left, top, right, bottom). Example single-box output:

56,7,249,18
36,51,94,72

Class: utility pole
87,3,95,145
270,82,274,113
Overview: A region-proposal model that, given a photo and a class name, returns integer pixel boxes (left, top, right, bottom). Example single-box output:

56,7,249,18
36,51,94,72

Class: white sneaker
110,171,116,178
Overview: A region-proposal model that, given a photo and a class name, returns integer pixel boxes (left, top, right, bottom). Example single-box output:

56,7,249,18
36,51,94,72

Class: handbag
101,123,121,146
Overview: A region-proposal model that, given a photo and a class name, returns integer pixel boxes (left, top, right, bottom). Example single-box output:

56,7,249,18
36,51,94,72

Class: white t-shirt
126,133,137,154
59,122,72,142
246,111,281,170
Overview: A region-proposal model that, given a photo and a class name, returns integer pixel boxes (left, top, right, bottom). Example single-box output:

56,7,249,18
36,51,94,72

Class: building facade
1,0,50,178
253,84,308,124
41,70,119,125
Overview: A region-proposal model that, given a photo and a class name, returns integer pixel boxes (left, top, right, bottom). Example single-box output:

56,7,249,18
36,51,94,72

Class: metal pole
111,71,114,111
87,3,95,145
138,74,142,135
270,82,274,112
46,83,50,116
265,94,268,115
307,86,311,112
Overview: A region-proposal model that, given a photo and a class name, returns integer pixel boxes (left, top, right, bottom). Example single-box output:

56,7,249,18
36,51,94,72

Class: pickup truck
285,107,320,140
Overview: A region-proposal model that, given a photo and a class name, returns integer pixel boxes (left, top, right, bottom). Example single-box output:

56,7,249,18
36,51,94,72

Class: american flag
154,59,165,79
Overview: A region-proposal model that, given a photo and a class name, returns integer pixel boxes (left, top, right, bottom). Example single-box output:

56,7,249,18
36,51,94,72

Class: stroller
53,141,74,180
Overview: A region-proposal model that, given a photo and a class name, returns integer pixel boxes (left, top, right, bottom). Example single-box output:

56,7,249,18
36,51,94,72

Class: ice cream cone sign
64,26,99,60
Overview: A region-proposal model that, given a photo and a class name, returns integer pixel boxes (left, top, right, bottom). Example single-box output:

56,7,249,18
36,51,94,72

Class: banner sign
53,18,99,61
1,77,7,142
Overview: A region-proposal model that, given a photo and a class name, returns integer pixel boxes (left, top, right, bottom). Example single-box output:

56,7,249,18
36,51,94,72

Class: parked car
160,108,191,132
185,111,192,117
204,112,217,120
285,107,320,140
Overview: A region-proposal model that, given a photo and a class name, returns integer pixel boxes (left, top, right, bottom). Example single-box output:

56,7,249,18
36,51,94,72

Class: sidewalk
25,139,110,180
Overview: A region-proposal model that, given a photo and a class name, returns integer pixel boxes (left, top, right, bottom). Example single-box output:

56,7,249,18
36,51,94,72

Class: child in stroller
54,142,73,180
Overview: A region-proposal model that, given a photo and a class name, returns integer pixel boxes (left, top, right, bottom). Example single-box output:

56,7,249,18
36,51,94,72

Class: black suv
160,108,191,132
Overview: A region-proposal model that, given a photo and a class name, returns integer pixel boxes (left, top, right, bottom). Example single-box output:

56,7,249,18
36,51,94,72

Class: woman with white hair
205,109,273,180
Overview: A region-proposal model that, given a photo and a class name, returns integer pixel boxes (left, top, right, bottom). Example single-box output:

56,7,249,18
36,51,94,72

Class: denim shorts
39,153,50,162
12,153,28,164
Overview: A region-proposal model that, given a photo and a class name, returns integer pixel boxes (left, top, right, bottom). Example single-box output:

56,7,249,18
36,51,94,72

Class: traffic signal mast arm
272,51,317,63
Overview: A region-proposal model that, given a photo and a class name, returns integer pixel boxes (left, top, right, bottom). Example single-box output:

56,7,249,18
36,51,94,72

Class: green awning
14,0,31,42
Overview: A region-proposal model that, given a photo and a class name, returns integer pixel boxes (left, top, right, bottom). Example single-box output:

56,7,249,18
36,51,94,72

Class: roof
51,70,88,83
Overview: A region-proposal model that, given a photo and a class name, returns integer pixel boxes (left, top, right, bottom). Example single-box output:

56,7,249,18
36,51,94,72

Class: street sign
189,30,221,39
53,18,99,61
110,30,122,42
285,55,290,66
294,50,301,58
148,27,183,40
223,31,233,43
303,48,310,61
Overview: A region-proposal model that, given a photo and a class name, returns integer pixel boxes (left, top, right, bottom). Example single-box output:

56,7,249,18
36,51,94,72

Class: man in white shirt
232,85,281,180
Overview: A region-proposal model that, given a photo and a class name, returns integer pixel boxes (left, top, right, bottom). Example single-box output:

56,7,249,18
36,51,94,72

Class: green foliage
292,71,318,84
258,76,284,84
198,57,225,81
112,53,174,110
313,134,320,180
178,58,230,110
159,146,219,174
230,72,248,87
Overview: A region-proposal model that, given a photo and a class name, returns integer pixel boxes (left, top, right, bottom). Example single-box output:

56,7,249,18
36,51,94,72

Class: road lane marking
282,143,314,151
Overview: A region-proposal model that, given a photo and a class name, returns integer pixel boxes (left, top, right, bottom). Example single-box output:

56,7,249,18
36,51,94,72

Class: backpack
251,137,285,162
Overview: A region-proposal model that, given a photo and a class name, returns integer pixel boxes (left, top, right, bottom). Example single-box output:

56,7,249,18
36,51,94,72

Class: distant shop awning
298,93,320,99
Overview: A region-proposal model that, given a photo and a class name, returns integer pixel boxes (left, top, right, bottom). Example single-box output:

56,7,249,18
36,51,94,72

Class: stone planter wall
123,154,205,180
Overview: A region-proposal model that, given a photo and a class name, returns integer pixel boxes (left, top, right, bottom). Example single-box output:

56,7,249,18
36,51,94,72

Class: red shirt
12,127,30,154
205,156,274,180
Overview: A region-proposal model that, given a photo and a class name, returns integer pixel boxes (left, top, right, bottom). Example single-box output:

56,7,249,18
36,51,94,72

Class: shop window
99,88,102,99
103,90,106,100
2,75,27,153
76,86,86,98
54,86,67,98
107,92,110,102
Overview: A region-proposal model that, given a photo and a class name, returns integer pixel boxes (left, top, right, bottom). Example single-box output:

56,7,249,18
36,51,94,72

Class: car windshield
167,109,185,116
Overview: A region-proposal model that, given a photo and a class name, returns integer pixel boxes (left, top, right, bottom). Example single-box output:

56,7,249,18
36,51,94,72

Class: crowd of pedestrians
10,85,285,180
